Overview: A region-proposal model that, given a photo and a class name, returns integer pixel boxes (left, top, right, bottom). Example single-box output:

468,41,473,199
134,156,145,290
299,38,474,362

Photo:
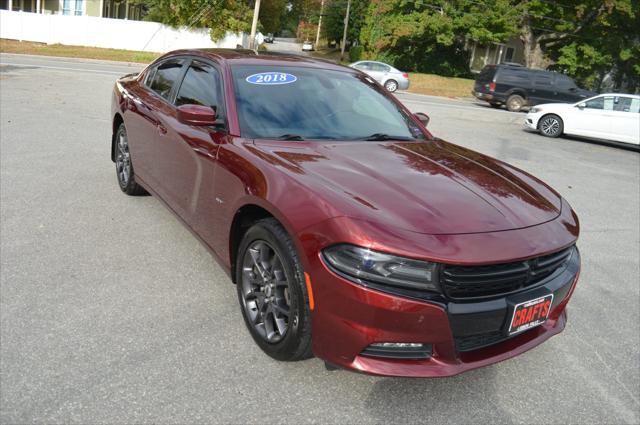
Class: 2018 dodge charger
110,49,581,377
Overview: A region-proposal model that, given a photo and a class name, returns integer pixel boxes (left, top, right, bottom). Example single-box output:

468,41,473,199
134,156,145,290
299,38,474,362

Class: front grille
455,331,506,352
441,247,574,300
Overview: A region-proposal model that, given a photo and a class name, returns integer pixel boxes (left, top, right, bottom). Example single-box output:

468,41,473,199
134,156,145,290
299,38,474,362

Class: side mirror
577,102,586,109
414,112,430,127
177,104,217,126
569,87,577,92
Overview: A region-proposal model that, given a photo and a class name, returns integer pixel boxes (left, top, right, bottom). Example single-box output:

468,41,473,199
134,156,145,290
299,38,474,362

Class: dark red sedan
110,49,581,377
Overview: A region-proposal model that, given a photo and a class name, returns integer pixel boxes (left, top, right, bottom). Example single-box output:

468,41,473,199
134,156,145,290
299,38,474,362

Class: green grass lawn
1,39,160,63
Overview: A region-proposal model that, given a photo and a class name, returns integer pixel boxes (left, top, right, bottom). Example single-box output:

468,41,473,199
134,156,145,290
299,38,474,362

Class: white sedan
525,93,639,147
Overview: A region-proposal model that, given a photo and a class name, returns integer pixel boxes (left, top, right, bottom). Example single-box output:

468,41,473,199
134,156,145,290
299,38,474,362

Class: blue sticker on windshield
246,72,297,85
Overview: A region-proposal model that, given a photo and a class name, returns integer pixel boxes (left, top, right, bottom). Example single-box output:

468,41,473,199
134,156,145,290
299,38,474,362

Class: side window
371,63,390,72
603,96,615,111
555,75,577,90
175,61,224,117
585,96,604,110
359,62,373,71
533,73,553,87
501,69,528,84
613,96,638,113
148,60,184,100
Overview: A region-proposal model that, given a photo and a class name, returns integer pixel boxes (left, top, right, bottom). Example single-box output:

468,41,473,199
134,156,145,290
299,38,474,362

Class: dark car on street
265,33,274,43
473,63,595,112
110,49,581,377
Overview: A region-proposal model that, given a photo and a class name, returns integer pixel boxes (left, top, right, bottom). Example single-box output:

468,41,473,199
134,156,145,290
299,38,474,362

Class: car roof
595,93,640,98
158,48,351,72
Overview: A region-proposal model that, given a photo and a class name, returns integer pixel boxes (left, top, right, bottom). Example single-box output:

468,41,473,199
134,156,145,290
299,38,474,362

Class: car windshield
230,65,425,141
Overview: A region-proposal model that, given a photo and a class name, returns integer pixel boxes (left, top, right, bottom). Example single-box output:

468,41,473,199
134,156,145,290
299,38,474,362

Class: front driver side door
155,58,228,227
566,95,613,139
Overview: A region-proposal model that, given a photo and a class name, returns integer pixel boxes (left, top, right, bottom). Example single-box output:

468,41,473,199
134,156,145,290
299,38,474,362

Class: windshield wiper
358,133,416,141
277,134,305,141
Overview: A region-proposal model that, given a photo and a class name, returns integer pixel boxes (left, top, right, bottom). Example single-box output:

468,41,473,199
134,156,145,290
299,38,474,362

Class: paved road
1,54,639,424
267,37,307,55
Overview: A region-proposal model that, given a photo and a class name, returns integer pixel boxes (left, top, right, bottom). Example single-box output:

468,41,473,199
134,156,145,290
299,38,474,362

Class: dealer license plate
508,294,554,335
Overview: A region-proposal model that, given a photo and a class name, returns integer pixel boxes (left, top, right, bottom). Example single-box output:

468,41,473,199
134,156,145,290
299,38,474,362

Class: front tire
114,123,147,196
384,79,398,92
236,218,313,361
538,114,564,138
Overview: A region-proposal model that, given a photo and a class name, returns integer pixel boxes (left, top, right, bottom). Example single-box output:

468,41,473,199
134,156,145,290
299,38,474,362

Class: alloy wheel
540,116,560,136
385,80,398,92
240,240,291,343
115,130,132,186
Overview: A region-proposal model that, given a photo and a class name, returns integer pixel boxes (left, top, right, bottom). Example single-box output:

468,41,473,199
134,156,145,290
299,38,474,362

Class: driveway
1,54,638,424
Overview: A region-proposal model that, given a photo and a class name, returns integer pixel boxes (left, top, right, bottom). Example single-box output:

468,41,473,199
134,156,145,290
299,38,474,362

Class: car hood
532,102,576,111
251,140,562,235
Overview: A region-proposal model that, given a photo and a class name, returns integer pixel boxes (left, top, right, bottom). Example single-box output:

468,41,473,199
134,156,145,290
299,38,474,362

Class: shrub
349,45,364,62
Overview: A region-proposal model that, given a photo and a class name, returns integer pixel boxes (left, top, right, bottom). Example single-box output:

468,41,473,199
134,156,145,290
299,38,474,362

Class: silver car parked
349,60,410,92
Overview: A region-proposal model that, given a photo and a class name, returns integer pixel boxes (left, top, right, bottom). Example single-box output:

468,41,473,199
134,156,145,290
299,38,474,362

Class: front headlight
530,107,542,113
322,244,439,292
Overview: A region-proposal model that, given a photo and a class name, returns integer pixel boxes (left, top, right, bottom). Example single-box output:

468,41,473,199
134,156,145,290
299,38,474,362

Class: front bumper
300,213,580,377
525,112,543,130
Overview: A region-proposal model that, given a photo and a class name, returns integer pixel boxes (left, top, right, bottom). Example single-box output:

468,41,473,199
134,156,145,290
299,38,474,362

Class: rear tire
506,94,526,112
538,114,564,138
384,79,398,92
114,123,148,196
236,218,313,361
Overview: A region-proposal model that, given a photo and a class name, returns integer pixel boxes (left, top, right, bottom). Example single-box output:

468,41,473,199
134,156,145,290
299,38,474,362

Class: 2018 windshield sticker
246,72,297,85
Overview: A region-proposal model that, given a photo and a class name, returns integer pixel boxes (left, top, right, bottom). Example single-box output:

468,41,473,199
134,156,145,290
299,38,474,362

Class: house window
504,47,515,62
74,0,83,15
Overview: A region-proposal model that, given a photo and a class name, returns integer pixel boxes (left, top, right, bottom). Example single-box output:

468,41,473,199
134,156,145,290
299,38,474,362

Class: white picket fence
0,9,254,52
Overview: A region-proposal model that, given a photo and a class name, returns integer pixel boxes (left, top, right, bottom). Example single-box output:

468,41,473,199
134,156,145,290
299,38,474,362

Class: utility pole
340,0,351,61
249,0,262,50
315,0,325,48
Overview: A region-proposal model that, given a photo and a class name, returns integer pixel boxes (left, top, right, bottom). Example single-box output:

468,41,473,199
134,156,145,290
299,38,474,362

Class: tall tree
359,0,517,76
323,0,369,47
260,0,288,33
139,0,253,41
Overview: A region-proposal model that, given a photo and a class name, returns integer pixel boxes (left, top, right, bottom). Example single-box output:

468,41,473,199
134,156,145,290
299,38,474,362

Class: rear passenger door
371,63,391,84
528,73,555,105
129,58,185,189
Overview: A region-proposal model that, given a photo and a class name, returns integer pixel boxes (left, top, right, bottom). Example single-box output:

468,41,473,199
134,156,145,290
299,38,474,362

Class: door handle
157,123,167,135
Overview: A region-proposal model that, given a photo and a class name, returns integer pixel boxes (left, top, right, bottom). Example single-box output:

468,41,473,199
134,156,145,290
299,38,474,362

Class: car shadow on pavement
364,366,512,423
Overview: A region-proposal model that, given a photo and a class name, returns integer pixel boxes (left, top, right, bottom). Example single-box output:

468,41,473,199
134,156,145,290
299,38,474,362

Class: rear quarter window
476,66,496,82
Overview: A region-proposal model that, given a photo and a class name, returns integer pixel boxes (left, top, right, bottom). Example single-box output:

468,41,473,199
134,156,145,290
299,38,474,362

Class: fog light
361,342,432,359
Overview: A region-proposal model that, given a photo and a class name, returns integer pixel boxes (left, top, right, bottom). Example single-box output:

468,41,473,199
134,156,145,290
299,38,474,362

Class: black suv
473,64,595,112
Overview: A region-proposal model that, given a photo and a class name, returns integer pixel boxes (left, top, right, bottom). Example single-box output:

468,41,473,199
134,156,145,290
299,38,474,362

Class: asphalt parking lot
1,53,639,424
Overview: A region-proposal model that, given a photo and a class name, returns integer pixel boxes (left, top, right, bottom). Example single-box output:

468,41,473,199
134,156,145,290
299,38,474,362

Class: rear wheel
538,114,564,138
115,123,147,196
506,94,526,112
384,79,398,92
236,218,313,361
